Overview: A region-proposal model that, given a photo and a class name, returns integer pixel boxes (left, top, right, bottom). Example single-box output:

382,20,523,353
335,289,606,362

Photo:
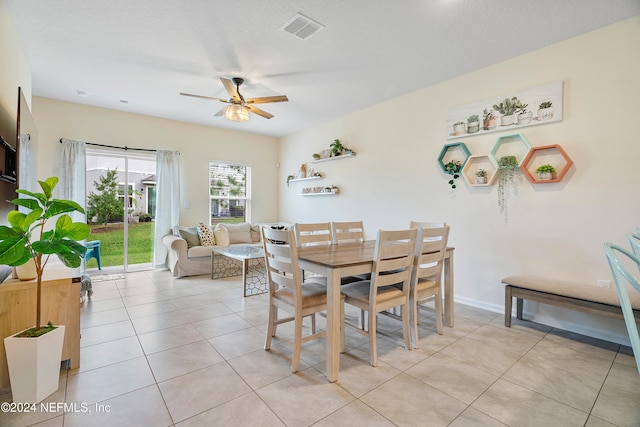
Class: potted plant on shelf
537,101,554,121
483,109,497,130
453,121,465,136
497,156,520,213
536,164,556,180
0,177,89,403
444,160,463,189
516,101,533,125
330,139,344,156
493,97,520,126
312,153,321,160
467,115,480,133
475,168,488,184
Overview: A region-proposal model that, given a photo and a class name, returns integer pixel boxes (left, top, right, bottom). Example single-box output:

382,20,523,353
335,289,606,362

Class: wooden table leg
326,269,341,382
505,285,512,327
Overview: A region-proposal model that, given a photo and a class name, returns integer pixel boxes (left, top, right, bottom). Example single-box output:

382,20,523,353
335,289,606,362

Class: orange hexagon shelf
521,144,573,184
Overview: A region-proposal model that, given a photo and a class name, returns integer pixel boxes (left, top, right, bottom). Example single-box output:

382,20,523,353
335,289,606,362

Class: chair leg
340,300,345,353
434,293,444,335
402,303,411,351
311,313,316,334
265,304,276,350
292,314,303,373
411,298,419,349
369,311,377,367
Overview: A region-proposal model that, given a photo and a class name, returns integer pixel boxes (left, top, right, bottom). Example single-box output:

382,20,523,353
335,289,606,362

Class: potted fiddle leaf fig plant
0,176,90,403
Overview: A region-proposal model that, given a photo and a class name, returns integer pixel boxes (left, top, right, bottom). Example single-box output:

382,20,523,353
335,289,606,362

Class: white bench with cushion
503,275,640,327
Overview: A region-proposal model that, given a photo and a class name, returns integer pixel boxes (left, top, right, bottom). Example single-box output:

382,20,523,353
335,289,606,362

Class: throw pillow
225,222,253,244
250,224,261,243
177,226,201,248
197,223,216,246
214,223,230,247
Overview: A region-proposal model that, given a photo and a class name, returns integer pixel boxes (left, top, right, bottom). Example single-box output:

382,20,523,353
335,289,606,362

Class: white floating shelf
298,191,338,196
312,153,355,163
289,176,322,183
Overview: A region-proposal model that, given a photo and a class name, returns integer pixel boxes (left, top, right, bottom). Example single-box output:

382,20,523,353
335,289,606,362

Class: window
209,162,251,225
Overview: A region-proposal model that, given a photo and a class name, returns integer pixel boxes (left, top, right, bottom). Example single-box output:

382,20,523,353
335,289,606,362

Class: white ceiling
5,0,640,138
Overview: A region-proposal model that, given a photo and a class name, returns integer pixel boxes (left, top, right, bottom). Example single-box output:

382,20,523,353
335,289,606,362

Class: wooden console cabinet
0,268,80,390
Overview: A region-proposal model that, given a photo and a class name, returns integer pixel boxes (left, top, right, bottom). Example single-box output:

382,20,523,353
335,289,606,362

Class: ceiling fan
180,77,288,121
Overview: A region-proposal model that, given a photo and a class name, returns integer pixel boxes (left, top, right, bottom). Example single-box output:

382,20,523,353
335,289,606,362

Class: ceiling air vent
280,13,324,40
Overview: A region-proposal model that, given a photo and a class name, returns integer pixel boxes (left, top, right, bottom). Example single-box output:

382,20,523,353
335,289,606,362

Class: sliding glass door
85,149,156,273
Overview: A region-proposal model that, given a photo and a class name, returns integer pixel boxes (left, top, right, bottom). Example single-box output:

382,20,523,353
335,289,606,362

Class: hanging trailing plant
497,155,519,212
444,160,462,189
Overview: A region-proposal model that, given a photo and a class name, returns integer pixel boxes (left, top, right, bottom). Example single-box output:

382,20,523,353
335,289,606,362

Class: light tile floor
2,269,640,426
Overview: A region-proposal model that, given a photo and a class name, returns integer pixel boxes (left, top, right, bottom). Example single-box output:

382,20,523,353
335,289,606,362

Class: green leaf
11,198,41,211
44,200,84,219
0,237,30,265
7,211,27,232
54,215,89,240
56,250,83,268
38,177,58,200
23,208,43,229
58,239,87,257
15,189,47,206
32,240,64,255
0,225,20,239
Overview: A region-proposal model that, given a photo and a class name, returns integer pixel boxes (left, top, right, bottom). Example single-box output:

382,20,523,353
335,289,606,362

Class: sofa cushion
174,226,201,248
188,245,213,258
197,223,216,246
225,222,253,244
214,224,230,246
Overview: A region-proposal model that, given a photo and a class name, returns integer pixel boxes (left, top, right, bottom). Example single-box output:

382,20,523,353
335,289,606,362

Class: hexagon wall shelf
521,144,573,183
437,142,471,173
461,155,498,186
489,133,532,167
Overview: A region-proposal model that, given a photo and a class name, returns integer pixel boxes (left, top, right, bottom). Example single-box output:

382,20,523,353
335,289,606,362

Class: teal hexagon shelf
437,142,471,173
489,133,532,167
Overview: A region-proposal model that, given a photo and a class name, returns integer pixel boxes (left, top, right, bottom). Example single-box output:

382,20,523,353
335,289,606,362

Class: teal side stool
85,240,102,270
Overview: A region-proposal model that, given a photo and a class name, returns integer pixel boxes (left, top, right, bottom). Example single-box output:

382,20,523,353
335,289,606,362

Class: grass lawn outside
86,221,154,269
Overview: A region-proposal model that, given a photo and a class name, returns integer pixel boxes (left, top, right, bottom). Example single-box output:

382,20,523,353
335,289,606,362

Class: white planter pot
518,111,533,125
467,121,480,133
453,123,465,135
16,258,37,281
4,325,65,403
475,176,487,184
500,114,516,126
538,171,553,180
537,107,554,121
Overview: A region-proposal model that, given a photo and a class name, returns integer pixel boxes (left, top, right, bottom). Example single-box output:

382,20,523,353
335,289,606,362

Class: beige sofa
162,222,285,277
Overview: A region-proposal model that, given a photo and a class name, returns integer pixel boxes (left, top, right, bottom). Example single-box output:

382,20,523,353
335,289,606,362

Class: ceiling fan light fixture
224,104,250,121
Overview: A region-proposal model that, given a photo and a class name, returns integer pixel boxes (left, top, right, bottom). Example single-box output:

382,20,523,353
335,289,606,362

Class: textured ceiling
5,0,640,137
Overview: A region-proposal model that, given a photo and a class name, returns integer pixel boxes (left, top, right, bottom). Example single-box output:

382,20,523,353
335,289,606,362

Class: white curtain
18,134,35,192
154,150,180,267
17,133,35,213
58,139,87,223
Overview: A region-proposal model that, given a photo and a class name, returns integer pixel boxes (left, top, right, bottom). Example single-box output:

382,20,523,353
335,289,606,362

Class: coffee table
211,245,267,296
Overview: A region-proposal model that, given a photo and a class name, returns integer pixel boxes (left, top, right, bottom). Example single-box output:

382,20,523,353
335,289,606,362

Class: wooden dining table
297,240,455,382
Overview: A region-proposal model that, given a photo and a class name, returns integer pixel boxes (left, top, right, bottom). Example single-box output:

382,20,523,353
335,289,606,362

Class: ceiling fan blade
245,95,289,105
180,92,228,103
220,77,241,101
213,106,228,117
246,105,274,119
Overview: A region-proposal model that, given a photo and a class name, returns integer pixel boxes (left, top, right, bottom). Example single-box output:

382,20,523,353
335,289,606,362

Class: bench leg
516,298,523,320
505,285,512,327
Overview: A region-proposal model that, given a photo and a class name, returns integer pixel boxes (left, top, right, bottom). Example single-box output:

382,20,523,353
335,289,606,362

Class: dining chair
331,221,365,244
340,228,418,366
603,242,640,374
262,226,338,373
409,225,450,348
294,222,332,282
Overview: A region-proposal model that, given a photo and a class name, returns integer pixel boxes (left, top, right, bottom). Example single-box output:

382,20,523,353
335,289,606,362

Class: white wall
0,2,31,122
279,17,640,344
32,97,280,226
